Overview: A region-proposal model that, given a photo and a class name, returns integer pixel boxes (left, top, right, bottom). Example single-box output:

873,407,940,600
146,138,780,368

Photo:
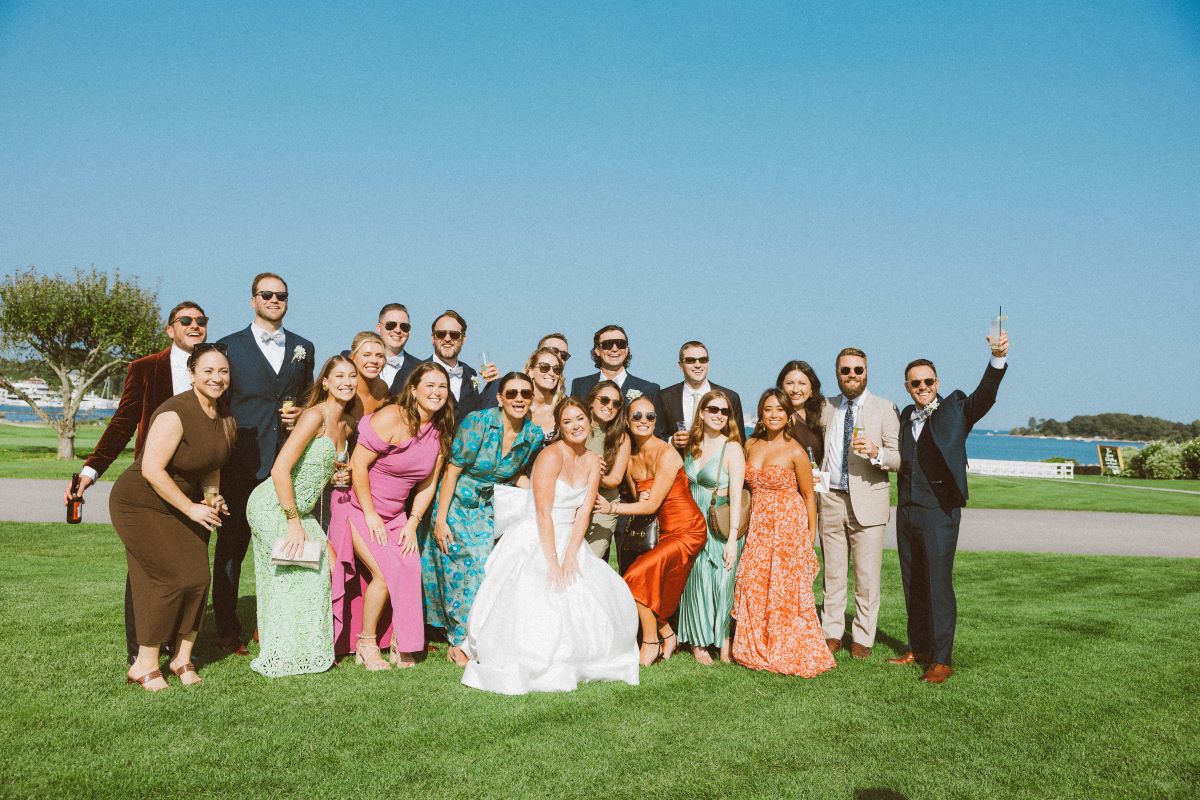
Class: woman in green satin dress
676,390,746,664
246,355,357,677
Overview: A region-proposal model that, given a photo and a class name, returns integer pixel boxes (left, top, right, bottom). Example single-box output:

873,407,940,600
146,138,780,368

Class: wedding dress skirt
462,482,640,695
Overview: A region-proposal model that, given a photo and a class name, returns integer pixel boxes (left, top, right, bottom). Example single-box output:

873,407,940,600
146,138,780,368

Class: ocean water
0,405,118,424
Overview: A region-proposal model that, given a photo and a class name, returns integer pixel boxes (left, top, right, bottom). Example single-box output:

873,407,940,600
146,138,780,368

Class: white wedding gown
462,481,640,695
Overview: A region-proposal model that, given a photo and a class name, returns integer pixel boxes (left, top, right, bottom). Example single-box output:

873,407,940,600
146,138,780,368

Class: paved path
2,478,1196,557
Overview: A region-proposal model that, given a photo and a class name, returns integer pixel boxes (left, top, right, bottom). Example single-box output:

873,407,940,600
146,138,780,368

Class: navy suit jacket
658,381,745,442
423,357,484,425
898,362,1006,509
387,352,420,396
218,326,316,481
570,371,665,438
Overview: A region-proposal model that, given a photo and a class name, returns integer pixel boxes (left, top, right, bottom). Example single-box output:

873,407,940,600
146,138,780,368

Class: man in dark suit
376,302,419,395
569,324,664,437
67,301,209,664
215,273,315,654
424,309,496,425
659,340,745,448
888,331,1009,683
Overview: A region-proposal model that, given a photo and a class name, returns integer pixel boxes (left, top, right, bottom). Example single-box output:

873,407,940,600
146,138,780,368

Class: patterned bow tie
260,331,285,346
387,356,403,369
913,405,935,423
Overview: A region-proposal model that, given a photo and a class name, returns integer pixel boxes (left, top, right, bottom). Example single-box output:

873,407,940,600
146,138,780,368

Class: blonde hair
523,346,565,406
349,330,385,357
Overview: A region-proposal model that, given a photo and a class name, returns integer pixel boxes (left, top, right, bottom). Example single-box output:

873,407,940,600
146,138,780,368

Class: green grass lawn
1,522,1196,799
0,422,132,480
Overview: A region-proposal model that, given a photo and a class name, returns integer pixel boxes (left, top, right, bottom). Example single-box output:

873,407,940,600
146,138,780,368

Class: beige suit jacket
819,390,901,527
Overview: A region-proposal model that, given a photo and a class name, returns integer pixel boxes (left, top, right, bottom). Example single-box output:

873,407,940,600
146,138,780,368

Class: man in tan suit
819,347,901,659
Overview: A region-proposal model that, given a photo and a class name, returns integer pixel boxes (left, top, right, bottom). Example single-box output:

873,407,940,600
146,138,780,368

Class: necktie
841,399,854,491
260,331,285,346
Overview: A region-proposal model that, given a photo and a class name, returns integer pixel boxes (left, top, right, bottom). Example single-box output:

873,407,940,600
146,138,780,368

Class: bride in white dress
462,398,639,694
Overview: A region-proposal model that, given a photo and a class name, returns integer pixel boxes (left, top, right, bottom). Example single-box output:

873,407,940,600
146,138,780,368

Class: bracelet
282,506,299,520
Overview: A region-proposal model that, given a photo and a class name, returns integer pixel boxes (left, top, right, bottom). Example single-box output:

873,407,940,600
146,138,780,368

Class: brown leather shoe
825,638,842,655
920,663,954,683
886,651,930,667
218,636,249,656
849,643,872,660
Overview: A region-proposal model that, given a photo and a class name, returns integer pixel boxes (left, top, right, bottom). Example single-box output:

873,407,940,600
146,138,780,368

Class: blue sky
2,2,1198,428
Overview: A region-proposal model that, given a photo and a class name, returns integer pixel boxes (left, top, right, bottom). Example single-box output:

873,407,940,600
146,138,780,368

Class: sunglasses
534,363,563,375
433,329,463,341
546,346,571,363
631,411,656,422
503,388,534,400
703,405,731,417
173,315,209,327
191,342,229,356
839,366,865,376
682,356,709,365
598,339,628,351
909,378,937,388
383,321,411,333
254,290,289,302
594,395,622,408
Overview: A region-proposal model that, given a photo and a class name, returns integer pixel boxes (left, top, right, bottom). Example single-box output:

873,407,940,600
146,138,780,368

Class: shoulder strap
710,439,729,511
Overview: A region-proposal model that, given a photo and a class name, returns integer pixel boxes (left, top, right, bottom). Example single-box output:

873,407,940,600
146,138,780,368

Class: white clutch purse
270,538,321,569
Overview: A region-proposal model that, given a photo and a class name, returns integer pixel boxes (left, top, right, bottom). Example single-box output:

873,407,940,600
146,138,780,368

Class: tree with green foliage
0,267,164,458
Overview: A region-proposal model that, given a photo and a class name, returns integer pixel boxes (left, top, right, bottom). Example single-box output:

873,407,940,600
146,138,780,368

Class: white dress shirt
250,321,285,374
911,355,1008,440
681,380,712,432
432,354,464,399
604,368,628,389
169,345,192,395
380,351,407,388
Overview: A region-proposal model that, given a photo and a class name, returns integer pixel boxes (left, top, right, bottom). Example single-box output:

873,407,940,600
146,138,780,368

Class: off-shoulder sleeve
356,413,391,455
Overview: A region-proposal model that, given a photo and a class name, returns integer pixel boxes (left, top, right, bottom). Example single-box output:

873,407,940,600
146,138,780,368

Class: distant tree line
1010,413,1200,443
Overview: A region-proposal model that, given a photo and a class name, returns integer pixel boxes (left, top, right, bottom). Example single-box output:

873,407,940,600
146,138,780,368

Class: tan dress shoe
849,643,872,660
886,651,929,666
920,663,954,683
825,638,842,655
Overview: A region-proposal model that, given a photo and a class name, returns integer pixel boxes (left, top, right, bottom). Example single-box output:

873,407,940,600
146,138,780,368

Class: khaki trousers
818,490,885,647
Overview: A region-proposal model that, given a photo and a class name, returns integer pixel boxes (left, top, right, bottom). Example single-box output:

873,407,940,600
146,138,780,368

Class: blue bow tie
387,356,403,369
260,331,285,346
445,364,463,379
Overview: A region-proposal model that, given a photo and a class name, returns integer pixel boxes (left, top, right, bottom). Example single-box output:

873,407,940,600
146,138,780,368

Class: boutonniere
470,375,485,392
625,388,643,401
291,345,306,364
914,399,939,422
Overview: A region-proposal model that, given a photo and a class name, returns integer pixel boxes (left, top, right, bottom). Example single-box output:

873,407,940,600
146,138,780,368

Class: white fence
967,458,1074,479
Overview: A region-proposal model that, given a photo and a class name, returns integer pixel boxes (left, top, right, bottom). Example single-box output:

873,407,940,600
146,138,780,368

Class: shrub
1126,442,1184,480
1180,438,1200,480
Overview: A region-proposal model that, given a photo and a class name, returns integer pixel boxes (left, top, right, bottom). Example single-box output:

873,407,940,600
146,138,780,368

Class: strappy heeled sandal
126,668,167,692
391,650,417,669
639,639,663,667
355,634,392,671
660,632,678,660
169,661,202,686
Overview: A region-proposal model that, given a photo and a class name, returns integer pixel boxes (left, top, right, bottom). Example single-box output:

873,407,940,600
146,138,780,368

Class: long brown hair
584,379,627,466
686,389,743,460
397,362,456,461
553,396,590,436
302,355,357,409
749,388,796,442
775,359,826,441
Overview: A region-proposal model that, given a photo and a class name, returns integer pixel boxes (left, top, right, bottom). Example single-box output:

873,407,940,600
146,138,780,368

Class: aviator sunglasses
503,388,534,400
546,346,571,363
909,378,937,388
839,365,865,376
173,315,209,327
433,329,463,341
383,321,411,333
254,290,289,301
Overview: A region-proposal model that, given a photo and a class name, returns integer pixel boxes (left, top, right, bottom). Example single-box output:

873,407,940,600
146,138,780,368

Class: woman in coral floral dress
732,389,835,678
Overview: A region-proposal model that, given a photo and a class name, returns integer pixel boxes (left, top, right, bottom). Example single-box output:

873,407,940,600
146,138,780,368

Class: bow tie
260,331,285,346
445,364,463,379
387,356,403,369
913,406,935,423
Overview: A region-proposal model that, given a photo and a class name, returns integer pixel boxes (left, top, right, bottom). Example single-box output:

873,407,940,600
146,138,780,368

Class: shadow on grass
855,790,908,799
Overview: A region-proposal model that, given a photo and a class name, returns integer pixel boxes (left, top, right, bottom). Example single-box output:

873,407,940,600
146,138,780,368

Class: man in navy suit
888,331,1009,683
659,340,745,448
424,309,496,425
376,302,418,395
569,324,664,437
214,273,315,653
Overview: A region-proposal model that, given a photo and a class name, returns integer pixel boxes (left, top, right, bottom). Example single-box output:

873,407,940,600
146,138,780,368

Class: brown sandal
170,661,202,685
126,668,166,691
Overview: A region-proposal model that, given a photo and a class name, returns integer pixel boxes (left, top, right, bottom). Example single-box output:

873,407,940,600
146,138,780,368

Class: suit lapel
152,348,174,401
237,327,279,391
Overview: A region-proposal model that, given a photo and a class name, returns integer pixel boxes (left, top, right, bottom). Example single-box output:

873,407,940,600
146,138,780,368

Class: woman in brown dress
775,360,826,466
110,344,236,691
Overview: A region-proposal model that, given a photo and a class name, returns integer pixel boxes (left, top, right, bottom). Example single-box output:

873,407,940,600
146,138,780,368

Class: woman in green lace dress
247,355,358,677
676,390,746,665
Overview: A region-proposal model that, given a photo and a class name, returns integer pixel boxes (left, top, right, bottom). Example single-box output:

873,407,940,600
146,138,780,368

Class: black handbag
617,513,658,574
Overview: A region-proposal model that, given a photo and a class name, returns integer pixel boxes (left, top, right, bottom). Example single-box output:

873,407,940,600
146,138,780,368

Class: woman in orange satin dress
732,389,835,678
598,396,707,666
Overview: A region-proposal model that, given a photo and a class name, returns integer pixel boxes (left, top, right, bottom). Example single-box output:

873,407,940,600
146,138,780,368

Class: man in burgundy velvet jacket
66,301,209,663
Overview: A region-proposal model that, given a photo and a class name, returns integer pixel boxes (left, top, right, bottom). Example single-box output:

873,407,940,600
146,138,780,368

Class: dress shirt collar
603,368,628,388
169,344,190,368
432,354,462,376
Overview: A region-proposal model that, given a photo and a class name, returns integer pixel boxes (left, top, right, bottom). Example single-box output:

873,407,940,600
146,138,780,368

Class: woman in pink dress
332,363,455,669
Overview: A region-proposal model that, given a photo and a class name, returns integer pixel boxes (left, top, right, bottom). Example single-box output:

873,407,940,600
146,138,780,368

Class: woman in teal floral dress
247,356,357,677
423,372,544,666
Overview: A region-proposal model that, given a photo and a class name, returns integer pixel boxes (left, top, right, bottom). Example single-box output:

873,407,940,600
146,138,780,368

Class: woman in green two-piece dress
676,389,746,664
246,355,357,678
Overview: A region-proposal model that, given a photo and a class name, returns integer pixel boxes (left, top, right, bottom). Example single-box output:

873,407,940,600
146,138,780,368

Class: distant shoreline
997,432,1148,445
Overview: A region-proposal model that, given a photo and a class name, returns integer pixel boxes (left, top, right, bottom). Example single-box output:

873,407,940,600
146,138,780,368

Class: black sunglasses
503,388,534,400
534,362,563,375
598,339,628,351
595,395,621,407
682,356,709,365
703,405,730,417
433,329,463,341
383,321,411,333
173,315,209,327
631,411,656,421
909,378,936,388
254,290,289,302
839,366,865,376
546,346,571,363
